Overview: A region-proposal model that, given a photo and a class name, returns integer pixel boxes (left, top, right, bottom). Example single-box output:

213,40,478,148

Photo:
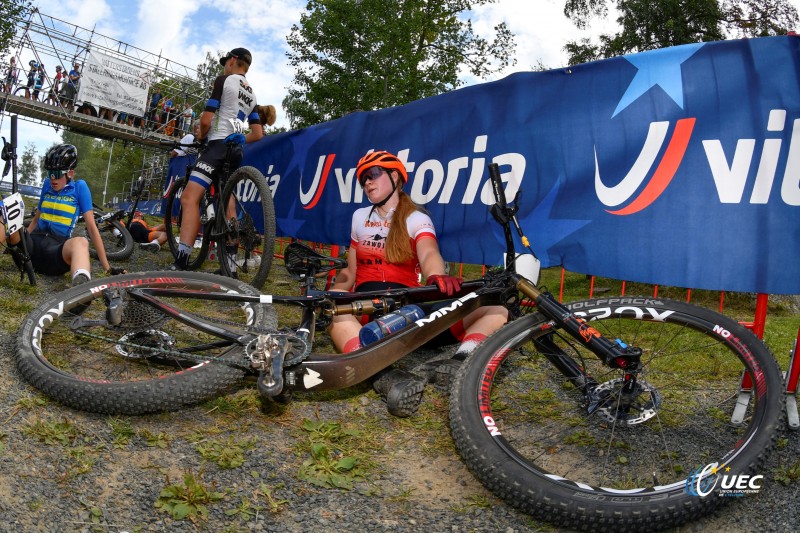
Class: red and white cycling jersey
350,206,437,289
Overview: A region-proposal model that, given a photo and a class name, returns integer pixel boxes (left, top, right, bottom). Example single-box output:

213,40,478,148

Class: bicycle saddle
284,242,347,279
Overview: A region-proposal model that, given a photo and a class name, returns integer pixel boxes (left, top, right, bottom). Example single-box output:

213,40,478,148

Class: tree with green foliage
563,0,799,64
18,142,37,185
283,0,516,129
0,0,30,63
196,51,223,96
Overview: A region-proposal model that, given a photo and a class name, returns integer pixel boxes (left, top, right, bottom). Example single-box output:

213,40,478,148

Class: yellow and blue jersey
36,179,93,238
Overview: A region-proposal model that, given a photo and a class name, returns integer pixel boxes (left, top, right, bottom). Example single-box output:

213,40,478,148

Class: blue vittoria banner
241,36,799,295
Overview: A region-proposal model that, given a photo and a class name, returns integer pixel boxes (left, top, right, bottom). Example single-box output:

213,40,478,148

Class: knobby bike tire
87,218,135,261
164,177,211,271
450,297,782,532
217,166,275,290
16,271,277,415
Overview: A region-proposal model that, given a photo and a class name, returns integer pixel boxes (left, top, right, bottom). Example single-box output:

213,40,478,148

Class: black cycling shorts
129,221,151,243
188,140,243,188
25,231,71,276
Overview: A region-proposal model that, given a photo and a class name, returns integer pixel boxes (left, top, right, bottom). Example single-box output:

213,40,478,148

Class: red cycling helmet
356,150,408,186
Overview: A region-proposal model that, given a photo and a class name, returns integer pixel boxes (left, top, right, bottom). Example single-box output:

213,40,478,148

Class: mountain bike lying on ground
1,115,36,285
76,176,149,262
15,163,783,531
162,138,275,289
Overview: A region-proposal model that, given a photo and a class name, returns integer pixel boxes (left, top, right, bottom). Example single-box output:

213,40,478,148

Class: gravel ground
0,244,798,532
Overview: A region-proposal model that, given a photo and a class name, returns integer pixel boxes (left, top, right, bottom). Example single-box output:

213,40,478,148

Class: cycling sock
343,337,361,353
454,333,487,360
225,244,238,272
72,268,91,282
177,241,192,255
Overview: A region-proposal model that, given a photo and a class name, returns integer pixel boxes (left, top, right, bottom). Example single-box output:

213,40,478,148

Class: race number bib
2,192,25,235
227,118,248,134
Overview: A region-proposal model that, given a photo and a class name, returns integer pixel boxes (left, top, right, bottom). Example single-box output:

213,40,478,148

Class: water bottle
359,305,425,346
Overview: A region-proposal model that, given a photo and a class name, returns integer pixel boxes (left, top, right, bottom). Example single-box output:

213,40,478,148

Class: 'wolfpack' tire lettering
450,297,782,531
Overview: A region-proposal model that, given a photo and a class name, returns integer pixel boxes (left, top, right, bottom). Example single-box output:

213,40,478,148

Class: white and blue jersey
205,74,259,141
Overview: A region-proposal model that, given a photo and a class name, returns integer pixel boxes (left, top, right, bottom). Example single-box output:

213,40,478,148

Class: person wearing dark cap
171,47,263,271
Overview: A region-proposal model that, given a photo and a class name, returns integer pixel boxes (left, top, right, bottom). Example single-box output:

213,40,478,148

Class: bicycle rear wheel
450,297,782,531
86,218,134,261
164,177,211,270
217,166,275,289
15,271,277,415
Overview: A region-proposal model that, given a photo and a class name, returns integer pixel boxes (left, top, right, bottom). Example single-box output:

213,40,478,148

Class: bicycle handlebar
159,139,205,150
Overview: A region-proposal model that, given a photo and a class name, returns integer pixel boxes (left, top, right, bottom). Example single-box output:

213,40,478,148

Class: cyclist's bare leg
62,236,91,279
1,224,21,245
222,194,239,270
329,313,363,353
461,306,508,341
177,180,205,253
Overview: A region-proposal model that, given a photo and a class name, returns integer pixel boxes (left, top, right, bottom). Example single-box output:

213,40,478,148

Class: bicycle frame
163,138,271,285
111,161,643,403
123,277,509,395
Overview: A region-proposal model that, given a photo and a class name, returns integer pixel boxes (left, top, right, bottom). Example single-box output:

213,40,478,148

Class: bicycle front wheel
164,177,211,270
217,166,275,289
450,297,782,531
16,271,277,415
87,218,134,261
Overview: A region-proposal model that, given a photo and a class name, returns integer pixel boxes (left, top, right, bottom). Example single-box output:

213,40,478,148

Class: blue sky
3,0,799,171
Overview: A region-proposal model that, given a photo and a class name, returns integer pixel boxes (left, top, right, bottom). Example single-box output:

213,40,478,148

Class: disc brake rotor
592,378,662,426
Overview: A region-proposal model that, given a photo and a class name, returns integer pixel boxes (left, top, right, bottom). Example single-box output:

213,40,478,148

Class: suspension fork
533,334,599,393
516,275,642,372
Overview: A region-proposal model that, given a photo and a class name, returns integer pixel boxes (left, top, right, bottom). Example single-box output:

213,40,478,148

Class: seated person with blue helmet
0,144,125,285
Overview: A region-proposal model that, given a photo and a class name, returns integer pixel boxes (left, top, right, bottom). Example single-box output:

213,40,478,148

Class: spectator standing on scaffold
31,64,45,101
45,65,63,105
171,47,263,271
3,56,18,93
23,60,38,99
61,62,81,112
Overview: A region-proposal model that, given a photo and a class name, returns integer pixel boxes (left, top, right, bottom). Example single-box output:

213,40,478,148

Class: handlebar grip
488,163,507,209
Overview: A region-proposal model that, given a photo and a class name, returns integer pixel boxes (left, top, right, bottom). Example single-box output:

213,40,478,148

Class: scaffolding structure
0,8,211,199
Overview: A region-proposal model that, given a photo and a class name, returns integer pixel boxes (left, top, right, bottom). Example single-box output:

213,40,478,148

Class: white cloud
469,0,620,78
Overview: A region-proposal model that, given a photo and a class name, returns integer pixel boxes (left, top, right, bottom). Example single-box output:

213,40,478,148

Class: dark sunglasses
49,170,65,180
359,166,386,186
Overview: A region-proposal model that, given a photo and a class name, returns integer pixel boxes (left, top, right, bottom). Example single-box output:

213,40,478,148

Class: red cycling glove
427,274,461,296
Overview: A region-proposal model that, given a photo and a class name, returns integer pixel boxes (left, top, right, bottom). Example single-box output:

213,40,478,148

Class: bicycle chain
69,306,309,368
